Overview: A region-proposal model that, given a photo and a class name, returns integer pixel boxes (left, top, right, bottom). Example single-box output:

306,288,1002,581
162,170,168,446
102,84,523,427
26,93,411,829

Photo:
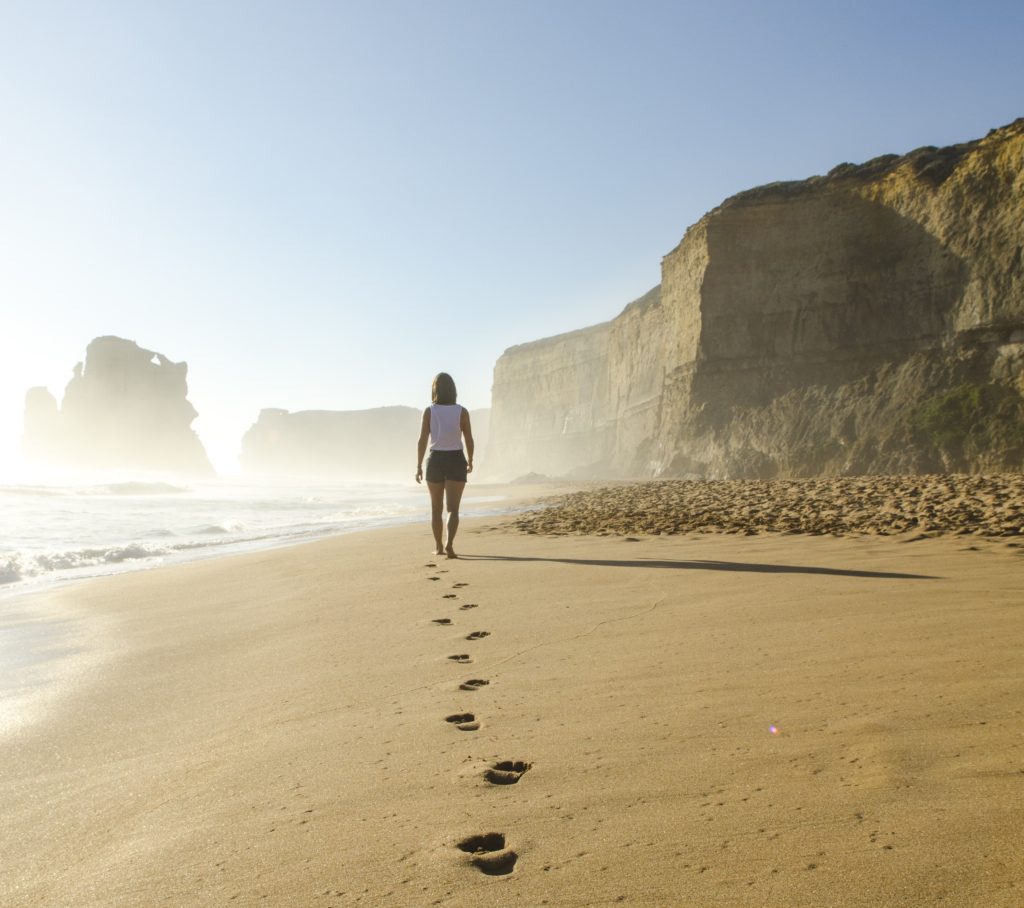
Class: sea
0,475,519,732
0,476,510,597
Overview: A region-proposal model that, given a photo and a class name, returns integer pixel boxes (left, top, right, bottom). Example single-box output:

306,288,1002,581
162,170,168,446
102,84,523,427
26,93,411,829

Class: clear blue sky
1,0,1021,473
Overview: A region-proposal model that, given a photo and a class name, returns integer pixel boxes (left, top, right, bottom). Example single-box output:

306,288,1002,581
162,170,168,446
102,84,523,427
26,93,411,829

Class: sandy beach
2,489,1023,907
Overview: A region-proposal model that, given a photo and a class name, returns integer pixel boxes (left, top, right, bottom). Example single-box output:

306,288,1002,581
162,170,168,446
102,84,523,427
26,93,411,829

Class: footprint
484,760,531,785
459,678,489,691
473,851,517,875
457,834,517,875
448,654,473,664
427,576,440,582
459,603,478,610
453,582,469,588
445,713,480,731
466,631,490,641
442,593,457,599
425,562,437,568
432,618,453,625
458,832,506,853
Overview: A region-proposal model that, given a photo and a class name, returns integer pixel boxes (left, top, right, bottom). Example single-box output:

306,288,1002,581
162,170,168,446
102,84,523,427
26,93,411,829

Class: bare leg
427,481,445,555
444,480,466,558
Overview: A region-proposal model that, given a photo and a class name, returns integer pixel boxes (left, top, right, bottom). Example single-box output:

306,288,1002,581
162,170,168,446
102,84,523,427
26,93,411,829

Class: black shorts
426,449,468,483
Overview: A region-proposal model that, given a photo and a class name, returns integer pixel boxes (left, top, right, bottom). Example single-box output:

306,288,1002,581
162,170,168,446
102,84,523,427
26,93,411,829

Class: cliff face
487,119,1024,479
241,406,490,480
22,336,214,476
241,407,420,479
488,321,614,477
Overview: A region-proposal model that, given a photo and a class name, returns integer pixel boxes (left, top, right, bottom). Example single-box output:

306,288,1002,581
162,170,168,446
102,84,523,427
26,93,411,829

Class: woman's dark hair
432,372,457,405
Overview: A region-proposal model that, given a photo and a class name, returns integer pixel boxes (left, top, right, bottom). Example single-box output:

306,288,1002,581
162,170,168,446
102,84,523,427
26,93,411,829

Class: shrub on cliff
912,382,1024,467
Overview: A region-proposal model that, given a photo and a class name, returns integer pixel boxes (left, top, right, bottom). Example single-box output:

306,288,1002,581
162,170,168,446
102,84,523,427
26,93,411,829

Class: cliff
487,119,1024,479
22,336,214,476
241,406,490,480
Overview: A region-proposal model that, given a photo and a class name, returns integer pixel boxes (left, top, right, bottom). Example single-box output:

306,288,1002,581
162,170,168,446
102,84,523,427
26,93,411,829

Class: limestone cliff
22,336,214,476
488,319,616,477
240,406,490,480
487,119,1024,479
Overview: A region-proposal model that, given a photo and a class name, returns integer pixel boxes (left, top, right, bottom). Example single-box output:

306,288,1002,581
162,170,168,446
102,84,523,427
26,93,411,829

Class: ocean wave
0,485,70,498
0,480,496,593
0,481,189,499
2,543,172,584
89,482,189,496
34,543,170,571
0,558,23,585
193,520,248,535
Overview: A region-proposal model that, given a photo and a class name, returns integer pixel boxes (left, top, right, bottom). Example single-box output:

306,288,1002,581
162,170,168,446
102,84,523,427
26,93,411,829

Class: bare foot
434,547,444,556
446,547,458,559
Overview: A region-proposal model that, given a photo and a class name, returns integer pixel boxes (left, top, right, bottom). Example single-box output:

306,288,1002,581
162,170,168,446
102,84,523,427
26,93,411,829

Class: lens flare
769,725,780,735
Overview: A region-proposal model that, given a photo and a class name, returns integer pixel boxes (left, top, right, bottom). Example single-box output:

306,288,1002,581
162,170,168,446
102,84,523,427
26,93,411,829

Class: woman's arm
461,408,474,474
416,407,430,483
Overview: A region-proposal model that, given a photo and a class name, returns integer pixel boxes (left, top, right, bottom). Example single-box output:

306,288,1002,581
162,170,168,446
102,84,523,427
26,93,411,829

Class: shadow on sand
458,554,936,581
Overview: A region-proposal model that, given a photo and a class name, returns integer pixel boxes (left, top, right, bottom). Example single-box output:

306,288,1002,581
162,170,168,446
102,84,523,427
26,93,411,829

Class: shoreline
0,480,559,606
0,481,569,739
2,512,1022,905
0,577,116,740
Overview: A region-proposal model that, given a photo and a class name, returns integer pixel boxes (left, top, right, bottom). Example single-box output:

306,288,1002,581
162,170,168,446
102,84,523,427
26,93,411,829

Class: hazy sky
1,0,1021,474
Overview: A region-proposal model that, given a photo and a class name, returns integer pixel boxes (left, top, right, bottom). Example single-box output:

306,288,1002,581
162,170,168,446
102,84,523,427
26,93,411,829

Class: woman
415,372,474,558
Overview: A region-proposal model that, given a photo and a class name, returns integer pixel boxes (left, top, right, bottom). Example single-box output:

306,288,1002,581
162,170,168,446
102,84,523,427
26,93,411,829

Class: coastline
0,482,555,744
0,481,554,737
0,479,557,603
2,508,1022,906
0,584,115,740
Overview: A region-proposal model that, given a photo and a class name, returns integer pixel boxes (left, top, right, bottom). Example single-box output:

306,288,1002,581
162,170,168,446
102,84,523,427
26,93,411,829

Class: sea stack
22,336,214,476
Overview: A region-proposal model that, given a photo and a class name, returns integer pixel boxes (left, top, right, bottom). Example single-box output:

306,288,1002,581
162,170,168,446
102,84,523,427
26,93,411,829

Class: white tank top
429,404,464,451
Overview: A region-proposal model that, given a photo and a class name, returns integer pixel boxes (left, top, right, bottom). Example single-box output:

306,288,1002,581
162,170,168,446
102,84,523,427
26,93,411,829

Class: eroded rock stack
22,336,214,476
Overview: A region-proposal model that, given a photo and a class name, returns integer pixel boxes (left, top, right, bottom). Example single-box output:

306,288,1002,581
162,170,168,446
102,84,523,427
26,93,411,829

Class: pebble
511,474,1024,539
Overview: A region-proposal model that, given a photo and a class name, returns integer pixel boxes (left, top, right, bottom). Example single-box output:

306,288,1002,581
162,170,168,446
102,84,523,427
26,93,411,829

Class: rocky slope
22,336,214,476
487,119,1024,479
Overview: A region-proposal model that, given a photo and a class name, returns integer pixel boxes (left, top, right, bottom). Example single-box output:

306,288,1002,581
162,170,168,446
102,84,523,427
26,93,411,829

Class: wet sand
2,504,1022,906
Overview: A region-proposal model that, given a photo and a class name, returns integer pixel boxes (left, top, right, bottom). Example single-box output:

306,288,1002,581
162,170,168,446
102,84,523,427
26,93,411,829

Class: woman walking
415,372,474,558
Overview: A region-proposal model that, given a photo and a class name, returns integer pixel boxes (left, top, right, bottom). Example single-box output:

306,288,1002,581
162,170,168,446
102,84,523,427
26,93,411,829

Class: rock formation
487,119,1024,479
241,406,489,480
22,336,214,476
241,406,420,479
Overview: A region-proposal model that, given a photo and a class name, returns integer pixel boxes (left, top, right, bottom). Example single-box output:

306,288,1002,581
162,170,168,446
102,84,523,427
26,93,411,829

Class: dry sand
2,501,1023,906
